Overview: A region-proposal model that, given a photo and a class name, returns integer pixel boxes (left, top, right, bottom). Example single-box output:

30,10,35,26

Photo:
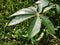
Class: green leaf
15,29,22,35
28,16,41,38
14,29,22,38
56,5,60,15
28,7,37,12
36,0,49,13
40,15,55,34
43,5,55,12
36,0,49,4
10,7,35,17
8,15,34,26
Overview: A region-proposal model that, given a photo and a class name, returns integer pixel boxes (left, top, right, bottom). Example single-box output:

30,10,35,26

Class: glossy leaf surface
10,7,36,17
8,15,34,26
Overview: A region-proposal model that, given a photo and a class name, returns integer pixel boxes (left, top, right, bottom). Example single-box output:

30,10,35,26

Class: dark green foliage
40,15,55,34
0,0,60,45
0,0,37,45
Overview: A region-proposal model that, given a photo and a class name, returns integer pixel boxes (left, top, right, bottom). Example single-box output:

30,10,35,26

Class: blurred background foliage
0,0,60,45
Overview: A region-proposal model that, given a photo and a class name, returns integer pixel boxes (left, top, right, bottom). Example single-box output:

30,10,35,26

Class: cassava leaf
35,0,49,4
28,7,37,12
10,7,35,17
36,0,49,13
40,15,55,34
43,5,55,12
28,16,41,38
8,15,34,26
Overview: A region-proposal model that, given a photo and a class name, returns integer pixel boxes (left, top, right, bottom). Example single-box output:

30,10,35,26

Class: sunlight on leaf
28,16,41,38
10,8,35,17
8,15,34,26
43,5,55,12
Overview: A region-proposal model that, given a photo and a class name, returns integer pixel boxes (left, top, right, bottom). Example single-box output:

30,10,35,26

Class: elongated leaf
40,15,55,34
10,8,35,17
28,7,37,12
8,15,34,26
43,5,55,12
56,5,60,15
36,0,48,4
36,0,49,13
28,16,41,38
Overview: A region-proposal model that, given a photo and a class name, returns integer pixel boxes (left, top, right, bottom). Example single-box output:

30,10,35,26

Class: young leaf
36,0,49,13
40,15,55,34
10,8,35,17
56,5,60,15
28,16,41,38
43,5,55,12
8,15,34,26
